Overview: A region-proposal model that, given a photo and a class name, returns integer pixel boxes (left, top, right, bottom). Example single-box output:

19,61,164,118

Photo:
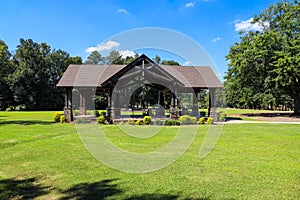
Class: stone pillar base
64,107,73,122
79,107,86,115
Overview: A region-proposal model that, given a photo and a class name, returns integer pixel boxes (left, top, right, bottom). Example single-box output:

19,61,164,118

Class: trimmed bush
179,115,196,124
135,120,143,125
207,117,214,124
199,117,206,125
218,112,227,122
165,119,180,126
94,110,100,117
60,115,66,123
73,110,80,116
127,118,135,125
143,116,151,125
97,116,106,124
53,112,64,123
100,110,106,116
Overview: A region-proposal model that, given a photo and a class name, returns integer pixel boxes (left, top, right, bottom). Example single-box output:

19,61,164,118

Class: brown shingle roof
57,64,222,88
161,65,223,88
57,64,126,87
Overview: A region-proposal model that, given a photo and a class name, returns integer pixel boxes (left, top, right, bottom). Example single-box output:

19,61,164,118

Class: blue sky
0,0,278,78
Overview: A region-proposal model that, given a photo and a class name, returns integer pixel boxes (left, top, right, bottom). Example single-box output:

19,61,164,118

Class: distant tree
0,40,14,110
106,50,123,64
69,56,82,64
85,51,102,64
161,60,180,66
225,0,300,114
154,55,161,64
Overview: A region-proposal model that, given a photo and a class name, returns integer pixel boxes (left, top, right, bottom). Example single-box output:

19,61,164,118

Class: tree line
0,39,181,111
225,0,300,115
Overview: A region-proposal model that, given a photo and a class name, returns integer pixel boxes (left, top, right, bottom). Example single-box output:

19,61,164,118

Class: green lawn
0,111,299,199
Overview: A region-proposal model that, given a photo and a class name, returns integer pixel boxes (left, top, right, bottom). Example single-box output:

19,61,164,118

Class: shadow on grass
0,177,49,199
125,193,180,200
0,120,54,126
59,179,122,200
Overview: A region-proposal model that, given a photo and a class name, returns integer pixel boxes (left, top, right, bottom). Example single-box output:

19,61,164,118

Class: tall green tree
85,51,102,64
106,50,123,64
11,38,80,110
225,0,300,114
0,40,14,110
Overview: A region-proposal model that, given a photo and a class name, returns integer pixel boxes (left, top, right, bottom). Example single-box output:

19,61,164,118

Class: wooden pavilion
57,54,223,122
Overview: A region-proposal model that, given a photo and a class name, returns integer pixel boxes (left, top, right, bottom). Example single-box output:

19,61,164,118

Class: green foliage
179,115,196,124
143,116,151,125
53,112,64,123
165,119,180,126
135,120,143,125
97,116,106,124
73,110,80,116
218,112,227,122
207,117,214,125
85,51,103,64
60,115,66,123
161,60,180,66
225,1,300,115
100,110,106,116
199,117,206,125
127,118,135,125
94,110,100,117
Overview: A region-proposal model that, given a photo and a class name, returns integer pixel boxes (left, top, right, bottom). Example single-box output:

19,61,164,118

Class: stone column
64,87,73,122
191,91,199,117
79,90,86,115
209,88,218,121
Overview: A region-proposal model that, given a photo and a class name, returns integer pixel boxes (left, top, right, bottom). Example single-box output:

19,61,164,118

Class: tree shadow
0,177,49,199
59,179,122,200
125,193,180,200
0,120,55,126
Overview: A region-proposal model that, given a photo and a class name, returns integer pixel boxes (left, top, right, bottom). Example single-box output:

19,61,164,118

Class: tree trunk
294,93,300,116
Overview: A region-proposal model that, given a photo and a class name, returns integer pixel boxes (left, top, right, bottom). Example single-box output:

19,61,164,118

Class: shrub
94,110,100,117
135,120,143,125
73,110,80,116
199,117,206,125
100,110,106,116
127,118,135,125
5,106,15,112
143,116,151,125
53,112,64,123
218,112,227,122
165,119,180,126
207,117,214,124
179,115,196,124
97,116,106,124
60,115,66,123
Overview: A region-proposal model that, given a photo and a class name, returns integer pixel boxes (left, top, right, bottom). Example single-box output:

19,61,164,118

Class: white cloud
119,50,135,58
212,37,222,43
183,61,192,66
185,2,196,8
117,8,130,15
234,18,269,32
86,40,120,53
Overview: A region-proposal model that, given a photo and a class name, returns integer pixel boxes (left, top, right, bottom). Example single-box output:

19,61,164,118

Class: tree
85,51,102,64
0,40,14,110
161,60,180,66
106,50,123,64
154,55,161,64
225,0,300,115
11,38,79,110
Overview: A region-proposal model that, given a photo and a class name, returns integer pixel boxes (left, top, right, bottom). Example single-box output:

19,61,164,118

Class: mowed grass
0,111,299,199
